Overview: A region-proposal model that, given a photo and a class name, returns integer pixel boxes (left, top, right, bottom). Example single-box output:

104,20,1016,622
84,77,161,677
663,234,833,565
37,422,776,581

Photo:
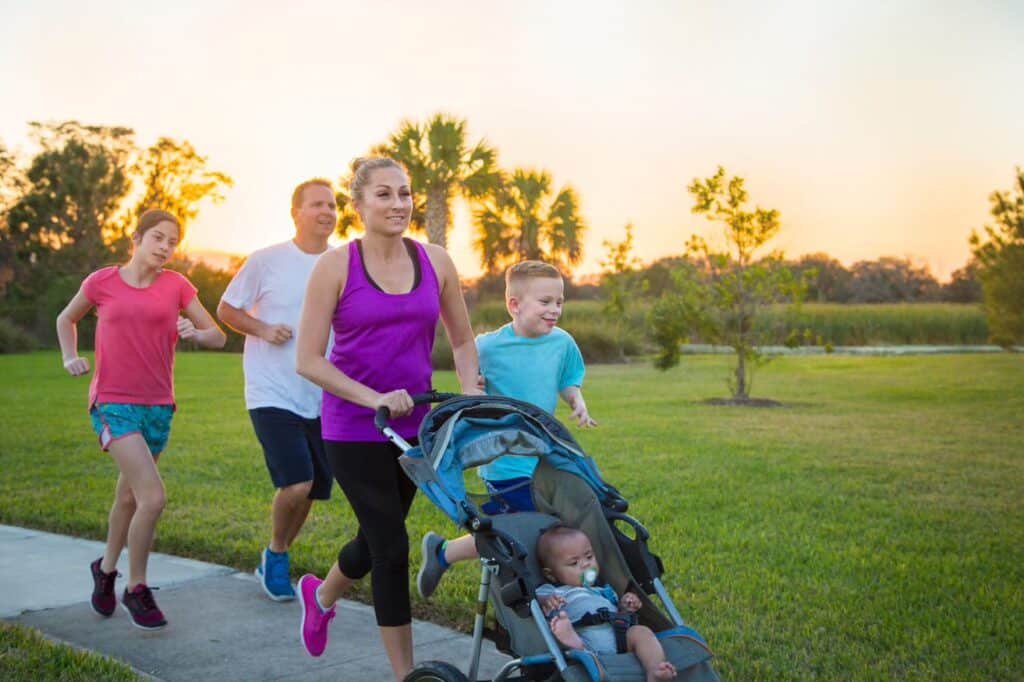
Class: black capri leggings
325,439,418,627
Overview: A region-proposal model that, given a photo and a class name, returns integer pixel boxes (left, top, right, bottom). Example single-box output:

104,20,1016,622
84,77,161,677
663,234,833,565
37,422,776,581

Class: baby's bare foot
549,611,585,650
648,660,677,680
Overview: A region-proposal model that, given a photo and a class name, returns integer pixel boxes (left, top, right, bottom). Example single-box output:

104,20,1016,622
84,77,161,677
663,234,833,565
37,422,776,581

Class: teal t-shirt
476,323,586,481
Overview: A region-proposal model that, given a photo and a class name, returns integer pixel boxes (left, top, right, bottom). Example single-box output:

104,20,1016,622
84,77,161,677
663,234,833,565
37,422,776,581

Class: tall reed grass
756,303,989,345
433,301,991,366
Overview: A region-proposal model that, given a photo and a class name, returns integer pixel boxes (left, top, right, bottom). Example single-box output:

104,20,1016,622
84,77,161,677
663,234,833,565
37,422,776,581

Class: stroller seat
387,393,718,682
475,506,715,682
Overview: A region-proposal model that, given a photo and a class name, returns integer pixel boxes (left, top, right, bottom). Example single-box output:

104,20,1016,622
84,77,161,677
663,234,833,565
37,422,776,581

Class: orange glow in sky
2,2,1021,280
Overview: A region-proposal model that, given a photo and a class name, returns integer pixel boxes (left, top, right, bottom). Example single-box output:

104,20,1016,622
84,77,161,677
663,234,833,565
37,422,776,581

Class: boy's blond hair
505,260,563,301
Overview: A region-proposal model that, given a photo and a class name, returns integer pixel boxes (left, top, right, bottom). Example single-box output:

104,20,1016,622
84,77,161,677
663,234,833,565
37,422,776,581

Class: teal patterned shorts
90,403,174,456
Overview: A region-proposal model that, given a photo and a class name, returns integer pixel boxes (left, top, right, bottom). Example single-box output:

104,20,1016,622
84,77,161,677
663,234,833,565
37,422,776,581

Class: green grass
0,621,141,680
1,351,1022,680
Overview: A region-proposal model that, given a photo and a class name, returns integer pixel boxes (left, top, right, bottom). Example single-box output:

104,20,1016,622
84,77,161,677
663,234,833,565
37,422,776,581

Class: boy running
417,260,596,599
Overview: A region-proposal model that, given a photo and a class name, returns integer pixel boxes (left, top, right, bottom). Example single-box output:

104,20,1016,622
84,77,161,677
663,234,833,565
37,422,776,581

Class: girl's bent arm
182,297,227,349
430,245,481,394
56,286,95,376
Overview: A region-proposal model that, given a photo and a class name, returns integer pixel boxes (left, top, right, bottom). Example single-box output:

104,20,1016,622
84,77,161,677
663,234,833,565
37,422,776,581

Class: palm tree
331,181,364,240
473,168,586,274
372,113,500,248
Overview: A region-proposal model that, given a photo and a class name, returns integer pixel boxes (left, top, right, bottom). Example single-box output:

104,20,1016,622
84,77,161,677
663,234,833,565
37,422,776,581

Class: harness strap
572,607,637,654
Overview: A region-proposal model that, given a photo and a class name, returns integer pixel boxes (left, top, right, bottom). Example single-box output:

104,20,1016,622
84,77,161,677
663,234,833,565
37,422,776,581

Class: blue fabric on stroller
398,394,625,527
390,394,718,682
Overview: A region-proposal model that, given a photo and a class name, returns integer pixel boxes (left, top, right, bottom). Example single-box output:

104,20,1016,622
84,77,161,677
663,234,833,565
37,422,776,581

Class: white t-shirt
221,240,324,419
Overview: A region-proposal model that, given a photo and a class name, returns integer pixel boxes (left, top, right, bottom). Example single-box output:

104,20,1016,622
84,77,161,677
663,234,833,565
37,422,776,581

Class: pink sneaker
298,574,335,656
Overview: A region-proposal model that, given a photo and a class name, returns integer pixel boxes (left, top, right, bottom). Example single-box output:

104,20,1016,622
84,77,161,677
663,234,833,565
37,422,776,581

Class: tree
131,137,233,246
1,121,233,343
970,167,1024,346
473,168,586,274
7,121,134,274
600,223,642,318
649,167,805,401
373,113,500,248
636,256,696,299
790,253,853,302
332,173,368,240
4,122,135,335
941,261,982,303
847,256,940,303
0,140,22,212
0,140,24,298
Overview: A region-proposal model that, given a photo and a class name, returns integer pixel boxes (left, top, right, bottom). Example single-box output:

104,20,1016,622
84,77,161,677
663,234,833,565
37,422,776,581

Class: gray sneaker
417,532,448,599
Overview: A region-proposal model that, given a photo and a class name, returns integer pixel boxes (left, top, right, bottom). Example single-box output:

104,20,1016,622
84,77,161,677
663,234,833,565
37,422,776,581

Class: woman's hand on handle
375,389,415,419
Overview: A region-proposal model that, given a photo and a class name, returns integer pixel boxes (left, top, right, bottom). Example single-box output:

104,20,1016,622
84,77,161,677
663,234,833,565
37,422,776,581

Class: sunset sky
2,1,1021,280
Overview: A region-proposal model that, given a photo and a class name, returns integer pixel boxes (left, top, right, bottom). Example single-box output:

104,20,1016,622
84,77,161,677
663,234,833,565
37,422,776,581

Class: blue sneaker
255,547,295,601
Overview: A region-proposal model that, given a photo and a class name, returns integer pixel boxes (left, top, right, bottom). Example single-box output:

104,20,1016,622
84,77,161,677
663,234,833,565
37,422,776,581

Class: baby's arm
559,385,597,427
537,584,586,649
619,591,642,613
536,584,566,616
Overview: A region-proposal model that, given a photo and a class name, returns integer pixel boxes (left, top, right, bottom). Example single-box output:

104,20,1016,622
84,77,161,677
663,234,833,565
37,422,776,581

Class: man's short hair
291,178,334,210
505,260,563,299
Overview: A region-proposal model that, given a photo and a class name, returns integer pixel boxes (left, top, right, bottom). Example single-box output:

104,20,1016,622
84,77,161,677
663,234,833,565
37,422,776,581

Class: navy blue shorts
481,476,536,515
249,407,332,500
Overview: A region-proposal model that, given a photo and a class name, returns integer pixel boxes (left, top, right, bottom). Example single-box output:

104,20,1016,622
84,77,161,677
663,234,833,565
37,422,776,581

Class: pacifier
581,568,598,587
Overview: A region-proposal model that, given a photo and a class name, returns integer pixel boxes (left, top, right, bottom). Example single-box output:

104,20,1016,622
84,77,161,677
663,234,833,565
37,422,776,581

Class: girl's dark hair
135,209,182,242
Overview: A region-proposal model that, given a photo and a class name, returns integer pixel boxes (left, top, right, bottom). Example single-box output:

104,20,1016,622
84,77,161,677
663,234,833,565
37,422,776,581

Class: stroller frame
377,392,717,682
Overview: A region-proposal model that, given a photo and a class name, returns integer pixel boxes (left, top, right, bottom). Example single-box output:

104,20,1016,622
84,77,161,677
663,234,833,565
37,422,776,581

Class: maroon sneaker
89,558,118,617
121,584,167,630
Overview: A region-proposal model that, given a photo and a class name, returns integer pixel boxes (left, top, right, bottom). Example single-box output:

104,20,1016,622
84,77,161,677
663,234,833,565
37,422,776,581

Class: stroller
376,392,719,682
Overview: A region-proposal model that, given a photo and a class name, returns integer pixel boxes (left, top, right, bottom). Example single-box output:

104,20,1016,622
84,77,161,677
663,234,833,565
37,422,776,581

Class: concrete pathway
0,524,510,681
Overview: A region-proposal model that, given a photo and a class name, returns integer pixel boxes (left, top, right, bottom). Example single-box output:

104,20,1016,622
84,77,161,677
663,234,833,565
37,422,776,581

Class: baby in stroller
536,525,677,680
385,393,717,681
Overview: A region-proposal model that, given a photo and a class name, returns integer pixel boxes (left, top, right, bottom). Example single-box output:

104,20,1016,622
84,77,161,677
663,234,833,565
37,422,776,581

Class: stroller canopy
400,395,624,526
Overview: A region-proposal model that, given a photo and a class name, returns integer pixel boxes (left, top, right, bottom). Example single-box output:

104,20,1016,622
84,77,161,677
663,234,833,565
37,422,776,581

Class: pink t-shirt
82,266,197,408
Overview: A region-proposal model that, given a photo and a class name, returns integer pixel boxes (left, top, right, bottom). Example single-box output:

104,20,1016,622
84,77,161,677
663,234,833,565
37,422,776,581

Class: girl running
56,208,226,630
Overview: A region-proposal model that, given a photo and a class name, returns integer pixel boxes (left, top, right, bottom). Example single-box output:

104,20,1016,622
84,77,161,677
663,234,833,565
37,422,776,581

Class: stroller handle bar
373,390,459,433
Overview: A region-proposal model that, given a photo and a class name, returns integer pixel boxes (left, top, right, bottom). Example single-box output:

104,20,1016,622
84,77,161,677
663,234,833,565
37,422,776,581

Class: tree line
595,251,981,306
1,115,1020,368
0,121,232,345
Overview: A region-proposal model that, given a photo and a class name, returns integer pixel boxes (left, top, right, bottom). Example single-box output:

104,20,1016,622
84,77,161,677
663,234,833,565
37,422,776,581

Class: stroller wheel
404,660,470,682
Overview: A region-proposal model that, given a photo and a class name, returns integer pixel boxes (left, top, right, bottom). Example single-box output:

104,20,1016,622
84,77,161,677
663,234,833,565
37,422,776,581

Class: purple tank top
321,239,439,441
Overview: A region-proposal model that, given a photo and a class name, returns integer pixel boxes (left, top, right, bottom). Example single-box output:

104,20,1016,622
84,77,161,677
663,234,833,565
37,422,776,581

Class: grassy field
0,622,141,680
1,351,1022,679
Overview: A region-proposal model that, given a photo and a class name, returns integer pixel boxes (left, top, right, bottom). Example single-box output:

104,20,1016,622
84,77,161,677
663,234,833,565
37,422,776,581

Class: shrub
560,320,636,363
0,318,37,354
